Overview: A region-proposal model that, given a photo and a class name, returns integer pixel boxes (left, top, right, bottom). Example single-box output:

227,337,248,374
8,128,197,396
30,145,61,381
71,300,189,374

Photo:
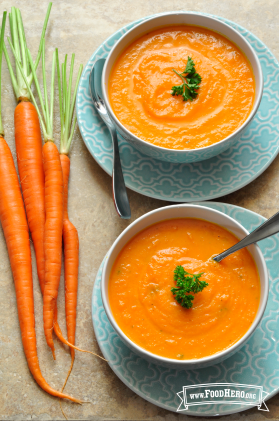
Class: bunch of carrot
0,3,105,407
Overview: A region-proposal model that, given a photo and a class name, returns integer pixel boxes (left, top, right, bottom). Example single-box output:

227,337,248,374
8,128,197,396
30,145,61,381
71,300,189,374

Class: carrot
14,101,45,292
55,53,83,382
60,154,79,359
7,21,87,360
14,39,65,358
43,140,64,358
4,5,52,294
11,33,107,369
55,154,80,416
6,5,62,358
18,41,105,362
55,55,107,419
56,53,107,406
60,155,79,379
0,138,81,403
0,11,81,404
53,155,79,367
54,51,87,420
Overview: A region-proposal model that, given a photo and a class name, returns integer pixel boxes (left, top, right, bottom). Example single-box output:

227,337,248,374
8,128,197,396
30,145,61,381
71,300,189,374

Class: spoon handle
110,126,131,219
214,210,279,262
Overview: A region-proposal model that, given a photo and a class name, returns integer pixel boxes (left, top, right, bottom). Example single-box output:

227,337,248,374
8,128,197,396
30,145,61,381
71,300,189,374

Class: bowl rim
101,203,269,366
102,11,264,155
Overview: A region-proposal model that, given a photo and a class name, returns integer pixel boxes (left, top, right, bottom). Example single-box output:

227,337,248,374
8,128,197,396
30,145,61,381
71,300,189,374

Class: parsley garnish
171,57,202,102
171,265,208,309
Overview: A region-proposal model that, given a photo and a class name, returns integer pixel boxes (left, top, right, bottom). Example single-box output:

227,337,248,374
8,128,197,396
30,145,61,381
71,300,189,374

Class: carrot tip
51,348,56,360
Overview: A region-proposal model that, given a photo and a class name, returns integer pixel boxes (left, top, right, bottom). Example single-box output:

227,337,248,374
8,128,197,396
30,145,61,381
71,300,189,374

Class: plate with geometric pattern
77,13,279,202
92,202,279,416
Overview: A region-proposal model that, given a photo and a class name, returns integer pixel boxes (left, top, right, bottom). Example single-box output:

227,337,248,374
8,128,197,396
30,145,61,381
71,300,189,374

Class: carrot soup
108,218,260,360
109,26,255,150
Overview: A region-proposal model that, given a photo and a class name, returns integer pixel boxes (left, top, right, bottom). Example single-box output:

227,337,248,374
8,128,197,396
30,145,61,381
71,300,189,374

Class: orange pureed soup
109,26,255,150
109,219,260,360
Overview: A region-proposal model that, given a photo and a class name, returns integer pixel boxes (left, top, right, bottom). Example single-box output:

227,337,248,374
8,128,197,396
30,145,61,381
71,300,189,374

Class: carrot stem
10,8,23,92
8,40,47,137
0,12,7,136
26,40,55,142
62,56,67,123
33,3,52,70
16,9,28,76
5,3,52,100
50,48,55,136
64,55,74,143
3,43,18,98
42,39,50,135
26,47,47,125
68,65,82,144
68,116,77,149
8,13,13,44
56,49,83,154
56,49,64,137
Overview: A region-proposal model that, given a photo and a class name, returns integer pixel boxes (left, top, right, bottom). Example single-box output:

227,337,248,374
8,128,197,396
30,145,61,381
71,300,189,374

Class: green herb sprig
171,57,202,102
171,265,208,309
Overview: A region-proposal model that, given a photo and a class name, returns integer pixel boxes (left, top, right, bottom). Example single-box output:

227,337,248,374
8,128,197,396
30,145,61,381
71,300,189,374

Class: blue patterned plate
92,202,279,416
77,13,279,202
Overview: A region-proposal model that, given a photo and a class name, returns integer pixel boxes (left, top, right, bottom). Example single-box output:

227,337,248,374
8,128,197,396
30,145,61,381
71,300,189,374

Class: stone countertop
0,0,279,420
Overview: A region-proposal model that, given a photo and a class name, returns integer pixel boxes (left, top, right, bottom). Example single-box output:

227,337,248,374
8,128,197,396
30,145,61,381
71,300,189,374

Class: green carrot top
4,4,52,101
0,12,7,137
56,50,83,155
6,2,82,149
9,36,54,142
10,34,83,149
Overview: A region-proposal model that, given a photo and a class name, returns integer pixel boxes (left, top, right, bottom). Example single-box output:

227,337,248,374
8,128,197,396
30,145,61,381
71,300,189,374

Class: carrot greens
4,3,52,101
8,37,54,141
171,265,208,308
56,49,83,154
0,9,81,403
0,11,7,136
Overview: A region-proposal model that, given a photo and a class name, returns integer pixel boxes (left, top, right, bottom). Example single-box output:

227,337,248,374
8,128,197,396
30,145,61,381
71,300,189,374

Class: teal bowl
102,12,263,163
101,204,268,369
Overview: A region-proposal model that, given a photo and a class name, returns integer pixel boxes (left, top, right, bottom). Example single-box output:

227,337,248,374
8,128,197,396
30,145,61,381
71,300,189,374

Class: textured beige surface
0,0,279,420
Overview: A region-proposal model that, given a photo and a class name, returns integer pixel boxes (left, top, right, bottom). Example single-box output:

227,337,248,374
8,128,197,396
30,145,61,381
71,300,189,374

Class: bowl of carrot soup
101,205,268,369
102,12,263,163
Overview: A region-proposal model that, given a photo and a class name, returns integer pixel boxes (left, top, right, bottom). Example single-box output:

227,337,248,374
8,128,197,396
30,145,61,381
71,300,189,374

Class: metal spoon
89,59,131,219
213,209,279,262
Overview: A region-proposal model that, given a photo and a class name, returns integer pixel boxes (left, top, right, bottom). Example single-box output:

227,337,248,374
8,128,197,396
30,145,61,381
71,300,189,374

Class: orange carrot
56,52,82,390
0,136,81,403
61,154,79,363
14,91,83,357
11,37,106,362
4,5,52,293
14,99,98,359
14,101,45,293
54,156,107,398
0,8,82,403
6,13,64,357
43,140,64,358
54,55,108,412
55,155,79,407
14,100,75,355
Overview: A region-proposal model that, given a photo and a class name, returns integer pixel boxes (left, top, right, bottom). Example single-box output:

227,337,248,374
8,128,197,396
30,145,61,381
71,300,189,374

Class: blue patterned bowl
102,12,263,163
101,204,268,369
